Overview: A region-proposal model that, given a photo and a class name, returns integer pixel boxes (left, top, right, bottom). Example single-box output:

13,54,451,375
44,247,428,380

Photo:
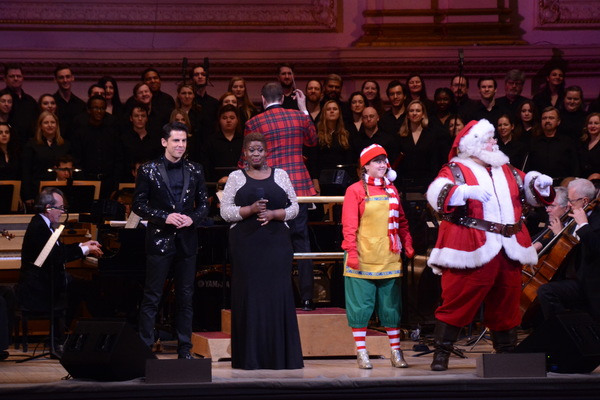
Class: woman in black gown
220,132,303,370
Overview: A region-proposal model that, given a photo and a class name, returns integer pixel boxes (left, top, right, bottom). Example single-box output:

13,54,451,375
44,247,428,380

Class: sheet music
33,224,65,267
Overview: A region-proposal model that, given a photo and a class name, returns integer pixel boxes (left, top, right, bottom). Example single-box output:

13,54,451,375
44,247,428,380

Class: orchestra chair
118,183,135,191
0,180,21,213
39,180,101,200
13,306,66,353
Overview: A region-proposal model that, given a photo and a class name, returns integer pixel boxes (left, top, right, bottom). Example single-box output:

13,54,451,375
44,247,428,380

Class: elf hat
360,144,397,182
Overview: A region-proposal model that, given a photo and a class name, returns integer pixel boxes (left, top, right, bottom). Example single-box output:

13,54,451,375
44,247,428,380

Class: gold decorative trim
0,0,339,32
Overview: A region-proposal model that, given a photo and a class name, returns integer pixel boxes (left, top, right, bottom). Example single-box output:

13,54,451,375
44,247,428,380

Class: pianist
16,187,103,329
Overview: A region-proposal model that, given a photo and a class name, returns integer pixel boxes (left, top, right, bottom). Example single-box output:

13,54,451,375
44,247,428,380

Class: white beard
475,145,510,167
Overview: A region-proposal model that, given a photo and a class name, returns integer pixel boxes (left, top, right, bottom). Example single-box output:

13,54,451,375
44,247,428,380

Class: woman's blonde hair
35,111,64,146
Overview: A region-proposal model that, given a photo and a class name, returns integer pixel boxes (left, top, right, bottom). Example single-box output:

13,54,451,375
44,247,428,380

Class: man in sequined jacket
133,121,208,359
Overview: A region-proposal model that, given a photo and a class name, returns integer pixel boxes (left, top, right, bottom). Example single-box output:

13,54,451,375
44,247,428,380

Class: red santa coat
426,157,548,273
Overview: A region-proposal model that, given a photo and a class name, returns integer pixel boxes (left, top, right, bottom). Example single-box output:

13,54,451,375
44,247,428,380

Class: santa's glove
534,174,553,197
346,256,360,270
462,185,492,203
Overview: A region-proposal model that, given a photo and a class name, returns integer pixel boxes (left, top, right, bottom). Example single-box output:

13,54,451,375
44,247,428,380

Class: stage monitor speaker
60,319,156,381
515,311,600,373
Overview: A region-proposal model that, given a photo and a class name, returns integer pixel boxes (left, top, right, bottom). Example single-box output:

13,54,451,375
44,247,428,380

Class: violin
1,229,14,240
520,198,598,324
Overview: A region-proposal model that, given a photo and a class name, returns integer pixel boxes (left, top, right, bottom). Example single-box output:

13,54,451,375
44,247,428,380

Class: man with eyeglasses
533,186,569,252
496,69,529,116
537,178,600,320
17,187,103,342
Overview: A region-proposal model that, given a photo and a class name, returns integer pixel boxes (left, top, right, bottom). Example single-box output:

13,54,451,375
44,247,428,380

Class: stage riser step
192,308,391,360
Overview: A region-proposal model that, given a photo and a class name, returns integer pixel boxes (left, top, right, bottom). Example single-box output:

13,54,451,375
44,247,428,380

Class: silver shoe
391,349,408,368
356,349,373,369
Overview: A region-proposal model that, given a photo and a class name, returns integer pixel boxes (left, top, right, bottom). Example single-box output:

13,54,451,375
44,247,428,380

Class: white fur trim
426,177,453,211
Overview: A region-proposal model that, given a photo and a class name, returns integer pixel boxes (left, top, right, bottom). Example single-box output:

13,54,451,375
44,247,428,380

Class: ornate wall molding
536,0,600,29
0,0,339,32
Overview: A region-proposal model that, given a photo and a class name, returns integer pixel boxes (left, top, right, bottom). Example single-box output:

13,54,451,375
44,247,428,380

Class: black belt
442,215,523,238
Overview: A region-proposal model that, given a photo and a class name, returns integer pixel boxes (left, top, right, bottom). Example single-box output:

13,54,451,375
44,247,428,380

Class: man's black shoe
302,300,315,311
178,352,194,359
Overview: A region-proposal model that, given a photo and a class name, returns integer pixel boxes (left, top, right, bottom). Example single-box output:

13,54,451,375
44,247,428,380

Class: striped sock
352,328,368,352
385,327,401,351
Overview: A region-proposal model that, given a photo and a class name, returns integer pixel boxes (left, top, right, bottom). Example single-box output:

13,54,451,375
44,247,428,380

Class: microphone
458,48,464,68
255,187,265,200
182,57,188,83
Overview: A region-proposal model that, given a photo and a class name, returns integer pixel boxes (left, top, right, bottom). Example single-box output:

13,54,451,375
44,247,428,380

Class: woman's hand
250,199,268,214
257,209,275,226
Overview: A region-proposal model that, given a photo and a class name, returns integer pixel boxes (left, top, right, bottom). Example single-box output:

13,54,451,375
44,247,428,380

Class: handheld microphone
255,187,265,200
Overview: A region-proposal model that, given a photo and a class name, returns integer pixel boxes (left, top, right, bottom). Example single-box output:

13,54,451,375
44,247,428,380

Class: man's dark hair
386,80,405,97
451,74,470,88
3,63,22,75
130,101,149,116
141,67,160,81
278,62,294,74
477,76,497,89
162,121,189,140
261,82,284,103
53,63,72,78
55,154,74,166
87,84,105,98
87,95,106,109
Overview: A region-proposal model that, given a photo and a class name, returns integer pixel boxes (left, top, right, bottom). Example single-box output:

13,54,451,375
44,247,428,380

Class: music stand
0,180,21,213
17,225,66,362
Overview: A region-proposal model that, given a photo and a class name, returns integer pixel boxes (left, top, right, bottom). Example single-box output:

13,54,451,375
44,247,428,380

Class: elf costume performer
426,119,555,371
341,144,414,369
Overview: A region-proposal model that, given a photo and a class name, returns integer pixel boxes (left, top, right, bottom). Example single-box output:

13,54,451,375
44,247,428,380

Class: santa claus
426,118,554,371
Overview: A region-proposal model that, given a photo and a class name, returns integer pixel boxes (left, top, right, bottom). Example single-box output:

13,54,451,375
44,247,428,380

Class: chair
0,180,21,213
13,306,66,353
118,182,135,190
39,180,101,199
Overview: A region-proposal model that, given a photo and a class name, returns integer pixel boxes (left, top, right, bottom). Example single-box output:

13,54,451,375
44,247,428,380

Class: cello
520,199,598,324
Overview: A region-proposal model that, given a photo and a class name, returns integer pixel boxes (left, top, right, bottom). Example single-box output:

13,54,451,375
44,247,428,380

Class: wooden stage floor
2,338,600,400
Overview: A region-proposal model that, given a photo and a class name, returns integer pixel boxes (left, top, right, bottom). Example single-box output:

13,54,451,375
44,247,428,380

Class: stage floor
2,339,600,400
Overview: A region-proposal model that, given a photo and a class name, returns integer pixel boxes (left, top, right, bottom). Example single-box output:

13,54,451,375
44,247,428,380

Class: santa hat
448,119,495,161
360,144,397,182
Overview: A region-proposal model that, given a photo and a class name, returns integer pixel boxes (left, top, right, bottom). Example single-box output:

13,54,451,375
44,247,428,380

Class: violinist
533,186,569,252
537,178,600,320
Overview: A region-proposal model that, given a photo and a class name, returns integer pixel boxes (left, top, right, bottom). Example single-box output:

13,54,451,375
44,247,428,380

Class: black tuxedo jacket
575,208,600,316
133,156,208,256
17,214,84,311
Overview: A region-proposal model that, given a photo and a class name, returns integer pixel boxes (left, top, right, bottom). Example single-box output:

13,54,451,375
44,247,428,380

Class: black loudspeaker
515,311,600,373
60,319,156,381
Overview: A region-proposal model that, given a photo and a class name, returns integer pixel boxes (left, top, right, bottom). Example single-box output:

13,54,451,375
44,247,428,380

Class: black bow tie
167,160,183,170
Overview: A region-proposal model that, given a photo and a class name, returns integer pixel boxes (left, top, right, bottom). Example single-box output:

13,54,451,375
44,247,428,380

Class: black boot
430,320,462,371
490,327,518,353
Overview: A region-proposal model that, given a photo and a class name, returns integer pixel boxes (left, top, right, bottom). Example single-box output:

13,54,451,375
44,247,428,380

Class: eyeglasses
567,197,585,204
48,206,67,212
